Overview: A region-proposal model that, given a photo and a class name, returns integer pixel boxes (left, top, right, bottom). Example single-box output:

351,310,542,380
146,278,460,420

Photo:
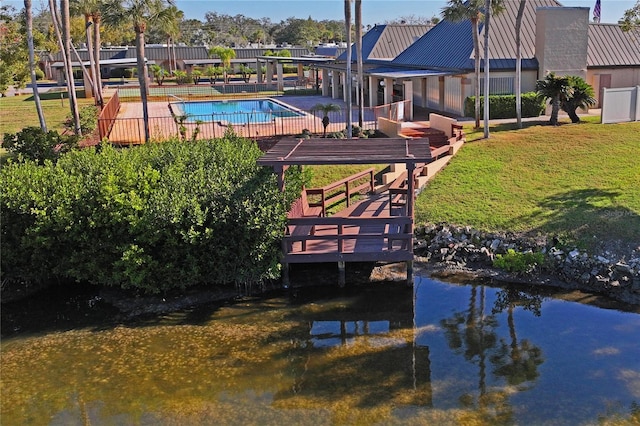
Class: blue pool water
171,99,303,124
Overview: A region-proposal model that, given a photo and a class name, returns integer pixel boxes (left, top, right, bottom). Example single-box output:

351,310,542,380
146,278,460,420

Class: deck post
406,260,413,286
338,261,346,287
407,161,415,217
282,262,290,288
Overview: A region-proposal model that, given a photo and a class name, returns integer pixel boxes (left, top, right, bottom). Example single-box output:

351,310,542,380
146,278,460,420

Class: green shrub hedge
464,92,545,119
1,135,306,293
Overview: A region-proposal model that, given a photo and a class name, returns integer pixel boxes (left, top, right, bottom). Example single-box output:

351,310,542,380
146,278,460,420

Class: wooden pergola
258,137,436,287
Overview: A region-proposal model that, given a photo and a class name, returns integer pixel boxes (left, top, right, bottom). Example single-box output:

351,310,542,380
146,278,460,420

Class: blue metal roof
392,19,476,70
337,24,386,62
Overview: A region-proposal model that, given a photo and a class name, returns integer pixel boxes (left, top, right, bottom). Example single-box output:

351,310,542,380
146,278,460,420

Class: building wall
411,70,539,117
588,68,640,108
536,7,589,79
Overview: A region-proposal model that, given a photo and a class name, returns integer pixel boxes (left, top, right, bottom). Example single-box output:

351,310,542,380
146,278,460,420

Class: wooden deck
284,194,411,263
283,194,413,287
258,134,465,288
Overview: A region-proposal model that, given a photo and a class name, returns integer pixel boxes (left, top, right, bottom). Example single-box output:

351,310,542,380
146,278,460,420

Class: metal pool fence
99,86,411,144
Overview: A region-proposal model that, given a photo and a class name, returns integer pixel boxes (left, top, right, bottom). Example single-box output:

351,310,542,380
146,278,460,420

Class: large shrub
464,92,545,119
1,136,306,293
2,127,78,165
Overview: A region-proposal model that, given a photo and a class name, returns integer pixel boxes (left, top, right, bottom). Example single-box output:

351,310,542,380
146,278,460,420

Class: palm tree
157,5,182,73
355,0,364,128
70,0,102,106
103,0,176,142
25,0,47,132
92,6,103,103
442,0,483,129
561,76,596,123
535,72,572,126
482,0,504,139
311,103,341,138
344,0,352,138
514,0,526,129
59,0,82,136
208,46,236,83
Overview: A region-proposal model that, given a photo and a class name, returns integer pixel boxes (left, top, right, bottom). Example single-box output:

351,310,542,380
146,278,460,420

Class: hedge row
464,92,545,119
1,136,306,293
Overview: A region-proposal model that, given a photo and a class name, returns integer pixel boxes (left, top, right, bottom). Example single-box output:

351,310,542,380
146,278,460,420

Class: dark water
1,277,639,425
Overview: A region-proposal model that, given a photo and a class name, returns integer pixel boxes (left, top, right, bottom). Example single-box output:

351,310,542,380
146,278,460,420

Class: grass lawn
415,117,640,252
0,91,95,141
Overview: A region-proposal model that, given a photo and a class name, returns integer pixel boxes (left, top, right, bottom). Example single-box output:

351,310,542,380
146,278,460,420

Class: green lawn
0,91,95,141
415,117,640,251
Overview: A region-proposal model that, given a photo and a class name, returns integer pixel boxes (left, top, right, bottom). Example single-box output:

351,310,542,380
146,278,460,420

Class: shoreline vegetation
1,94,639,312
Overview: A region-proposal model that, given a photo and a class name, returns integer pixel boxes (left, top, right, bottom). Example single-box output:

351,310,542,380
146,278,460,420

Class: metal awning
367,67,459,79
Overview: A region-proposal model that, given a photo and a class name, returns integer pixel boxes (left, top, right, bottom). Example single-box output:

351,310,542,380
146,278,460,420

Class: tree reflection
491,288,544,388
441,285,511,423
441,284,545,424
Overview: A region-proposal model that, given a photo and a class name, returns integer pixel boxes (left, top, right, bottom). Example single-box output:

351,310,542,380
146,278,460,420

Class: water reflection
1,278,639,425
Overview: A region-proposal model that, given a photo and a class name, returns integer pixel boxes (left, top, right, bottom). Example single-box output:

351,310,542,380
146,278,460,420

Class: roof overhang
367,67,459,79
255,56,335,64
50,58,155,68
258,137,435,167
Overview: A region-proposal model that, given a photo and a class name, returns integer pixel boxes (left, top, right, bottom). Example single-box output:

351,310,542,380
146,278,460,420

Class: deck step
382,169,405,185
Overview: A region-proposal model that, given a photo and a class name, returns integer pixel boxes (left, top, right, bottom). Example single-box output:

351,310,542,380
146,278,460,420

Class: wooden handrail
305,167,376,216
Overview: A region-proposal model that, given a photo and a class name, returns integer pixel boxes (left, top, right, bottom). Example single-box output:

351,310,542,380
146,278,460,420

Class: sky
9,0,635,25
172,0,635,25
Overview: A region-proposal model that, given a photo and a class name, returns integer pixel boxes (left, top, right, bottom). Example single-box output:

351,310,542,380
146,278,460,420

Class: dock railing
305,168,376,216
282,216,413,263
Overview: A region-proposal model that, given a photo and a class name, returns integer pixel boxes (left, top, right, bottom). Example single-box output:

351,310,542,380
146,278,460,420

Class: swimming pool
170,99,304,124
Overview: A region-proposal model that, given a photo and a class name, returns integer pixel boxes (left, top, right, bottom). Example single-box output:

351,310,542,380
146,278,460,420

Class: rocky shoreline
413,223,640,306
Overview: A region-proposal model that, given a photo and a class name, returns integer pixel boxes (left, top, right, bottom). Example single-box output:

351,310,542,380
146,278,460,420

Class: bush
493,249,545,273
1,136,307,293
464,92,545,119
1,127,78,165
64,105,99,134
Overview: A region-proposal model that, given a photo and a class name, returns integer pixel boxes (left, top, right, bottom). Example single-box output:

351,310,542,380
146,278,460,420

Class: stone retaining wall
414,223,640,305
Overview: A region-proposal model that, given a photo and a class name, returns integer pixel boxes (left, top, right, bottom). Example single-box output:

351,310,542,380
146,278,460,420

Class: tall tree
103,0,176,142
482,0,497,138
344,0,352,138
158,5,182,73
514,0,526,129
25,0,47,131
92,5,103,103
355,0,364,128
59,0,82,135
620,0,640,31
70,0,102,106
208,46,236,83
442,0,483,129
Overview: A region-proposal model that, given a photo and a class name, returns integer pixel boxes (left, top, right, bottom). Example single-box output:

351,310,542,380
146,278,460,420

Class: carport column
383,77,393,105
297,63,304,81
368,76,377,107
342,73,348,103
82,67,94,98
403,80,413,121
322,69,330,96
276,62,284,92
331,71,340,99
421,78,428,107
256,59,262,82
266,61,273,84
